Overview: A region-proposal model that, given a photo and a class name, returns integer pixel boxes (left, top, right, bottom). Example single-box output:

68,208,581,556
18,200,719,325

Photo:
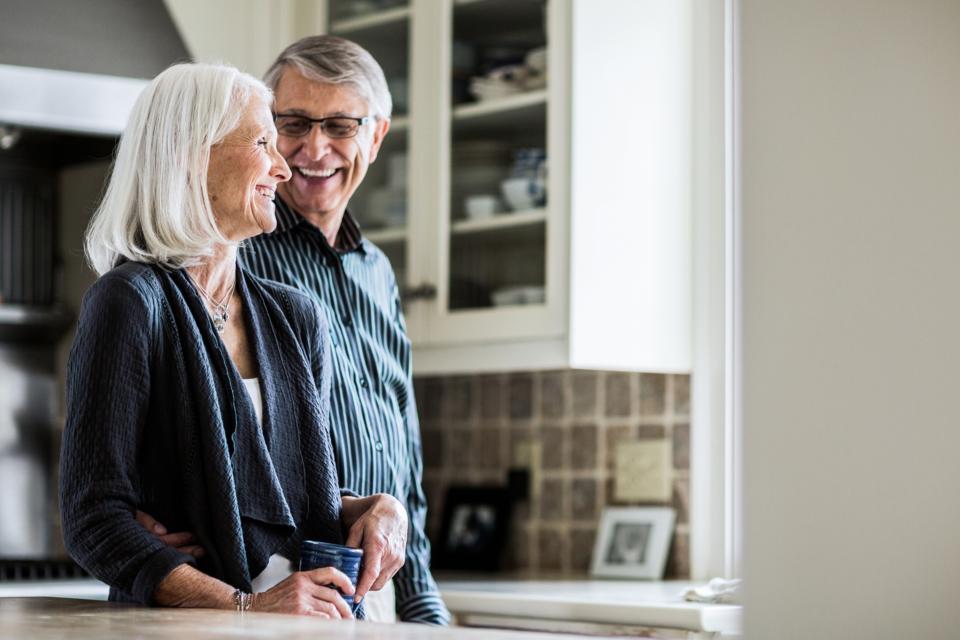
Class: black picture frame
433,486,512,572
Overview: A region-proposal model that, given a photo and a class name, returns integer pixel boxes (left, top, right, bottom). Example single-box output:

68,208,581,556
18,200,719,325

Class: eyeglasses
273,113,374,139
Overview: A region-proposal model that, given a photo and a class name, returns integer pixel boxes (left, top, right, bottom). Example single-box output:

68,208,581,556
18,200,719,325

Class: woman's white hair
85,63,272,275
263,35,392,120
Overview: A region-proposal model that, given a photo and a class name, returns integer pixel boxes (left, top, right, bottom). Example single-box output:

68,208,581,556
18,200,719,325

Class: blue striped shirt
240,198,450,625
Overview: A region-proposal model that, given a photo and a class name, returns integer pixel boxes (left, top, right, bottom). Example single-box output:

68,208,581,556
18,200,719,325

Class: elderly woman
60,63,405,618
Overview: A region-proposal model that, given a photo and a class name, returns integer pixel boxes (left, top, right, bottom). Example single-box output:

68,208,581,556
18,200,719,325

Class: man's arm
390,396,451,624
389,281,452,624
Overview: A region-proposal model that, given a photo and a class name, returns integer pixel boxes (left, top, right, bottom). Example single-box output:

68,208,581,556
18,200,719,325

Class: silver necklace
192,276,235,332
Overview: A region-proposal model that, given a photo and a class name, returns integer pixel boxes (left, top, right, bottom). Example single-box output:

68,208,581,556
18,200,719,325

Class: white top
251,554,292,593
242,377,286,592
242,378,263,426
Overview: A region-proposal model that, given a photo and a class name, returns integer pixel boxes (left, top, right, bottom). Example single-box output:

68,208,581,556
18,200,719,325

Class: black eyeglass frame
273,113,375,139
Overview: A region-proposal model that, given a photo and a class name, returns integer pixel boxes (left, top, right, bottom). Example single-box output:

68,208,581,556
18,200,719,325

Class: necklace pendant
213,310,228,332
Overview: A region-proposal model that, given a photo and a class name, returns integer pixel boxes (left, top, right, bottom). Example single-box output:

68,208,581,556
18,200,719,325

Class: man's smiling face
272,66,388,223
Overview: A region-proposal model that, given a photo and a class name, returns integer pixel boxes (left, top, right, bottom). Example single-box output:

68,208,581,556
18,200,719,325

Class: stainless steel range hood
0,65,148,137
0,0,190,136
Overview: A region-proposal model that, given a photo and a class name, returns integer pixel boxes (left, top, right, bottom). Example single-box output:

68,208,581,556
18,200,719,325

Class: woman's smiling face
206,93,291,242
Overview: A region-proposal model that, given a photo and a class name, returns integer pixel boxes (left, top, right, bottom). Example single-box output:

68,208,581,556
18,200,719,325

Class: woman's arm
154,564,357,618
60,274,195,603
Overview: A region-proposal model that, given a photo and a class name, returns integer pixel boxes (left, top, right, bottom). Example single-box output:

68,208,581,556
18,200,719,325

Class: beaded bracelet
233,589,253,612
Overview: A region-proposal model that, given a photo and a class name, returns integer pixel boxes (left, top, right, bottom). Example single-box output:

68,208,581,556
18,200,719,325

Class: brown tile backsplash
538,527,567,571
570,423,598,470
418,369,691,579
673,374,691,416
639,373,667,416
604,372,633,417
570,477,600,521
508,373,534,419
540,425,566,470
539,478,566,522
569,526,598,572
571,371,598,418
479,375,504,420
443,377,473,421
673,422,690,469
672,477,690,525
539,371,567,419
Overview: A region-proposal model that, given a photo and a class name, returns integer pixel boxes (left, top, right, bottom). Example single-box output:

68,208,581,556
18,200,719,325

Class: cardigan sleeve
60,274,195,603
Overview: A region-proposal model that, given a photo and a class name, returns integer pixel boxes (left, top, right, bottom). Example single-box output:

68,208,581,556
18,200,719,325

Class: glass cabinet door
328,0,411,288
447,0,548,312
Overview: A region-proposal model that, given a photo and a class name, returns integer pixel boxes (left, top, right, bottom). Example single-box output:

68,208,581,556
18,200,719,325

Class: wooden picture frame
433,486,512,572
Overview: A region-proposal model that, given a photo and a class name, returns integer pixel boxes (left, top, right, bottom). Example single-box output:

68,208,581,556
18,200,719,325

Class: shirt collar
272,197,369,257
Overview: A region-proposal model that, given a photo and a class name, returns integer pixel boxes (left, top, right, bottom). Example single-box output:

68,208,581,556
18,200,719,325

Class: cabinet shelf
452,91,546,138
365,227,407,244
453,90,546,121
451,208,546,235
330,6,411,36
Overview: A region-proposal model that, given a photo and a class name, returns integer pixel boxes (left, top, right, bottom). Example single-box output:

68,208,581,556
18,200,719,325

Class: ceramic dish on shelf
500,177,545,211
525,47,547,73
491,285,546,307
464,194,502,219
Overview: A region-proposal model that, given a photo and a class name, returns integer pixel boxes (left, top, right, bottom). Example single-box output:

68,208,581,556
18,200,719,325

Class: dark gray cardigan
60,262,344,604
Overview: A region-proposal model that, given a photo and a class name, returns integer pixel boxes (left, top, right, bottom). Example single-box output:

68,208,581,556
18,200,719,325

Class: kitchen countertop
439,578,742,635
0,577,742,635
0,597,588,639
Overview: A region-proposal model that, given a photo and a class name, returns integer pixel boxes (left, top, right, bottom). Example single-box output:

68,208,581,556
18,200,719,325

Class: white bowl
525,47,547,73
500,177,543,211
464,195,501,219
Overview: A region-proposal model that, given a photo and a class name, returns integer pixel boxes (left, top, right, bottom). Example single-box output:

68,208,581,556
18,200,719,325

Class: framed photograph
434,486,512,572
591,507,676,579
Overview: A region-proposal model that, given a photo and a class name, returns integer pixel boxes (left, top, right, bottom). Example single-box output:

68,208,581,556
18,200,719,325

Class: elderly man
140,36,449,624
244,35,448,625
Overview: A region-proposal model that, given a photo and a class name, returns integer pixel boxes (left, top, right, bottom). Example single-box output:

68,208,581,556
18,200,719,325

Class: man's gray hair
264,35,392,120
85,63,272,275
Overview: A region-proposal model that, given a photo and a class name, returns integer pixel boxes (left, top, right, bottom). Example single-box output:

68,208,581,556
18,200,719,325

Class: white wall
740,1,960,638
163,0,324,77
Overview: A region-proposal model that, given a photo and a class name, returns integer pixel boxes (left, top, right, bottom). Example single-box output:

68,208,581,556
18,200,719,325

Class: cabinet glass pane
448,0,548,312
328,0,409,25
329,1,410,280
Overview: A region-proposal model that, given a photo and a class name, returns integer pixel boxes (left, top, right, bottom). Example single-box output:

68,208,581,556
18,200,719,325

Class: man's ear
367,117,391,164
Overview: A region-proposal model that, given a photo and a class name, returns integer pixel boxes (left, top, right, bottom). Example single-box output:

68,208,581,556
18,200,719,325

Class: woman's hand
341,493,408,602
253,568,356,618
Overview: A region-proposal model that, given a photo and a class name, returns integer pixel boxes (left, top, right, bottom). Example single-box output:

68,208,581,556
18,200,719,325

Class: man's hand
342,494,408,602
136,510,206,558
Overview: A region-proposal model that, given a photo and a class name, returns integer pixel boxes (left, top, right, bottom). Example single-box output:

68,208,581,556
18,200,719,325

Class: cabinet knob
401,282,437,303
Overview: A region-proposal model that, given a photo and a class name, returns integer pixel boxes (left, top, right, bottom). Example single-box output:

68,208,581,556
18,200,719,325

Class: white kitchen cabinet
331,0,693,375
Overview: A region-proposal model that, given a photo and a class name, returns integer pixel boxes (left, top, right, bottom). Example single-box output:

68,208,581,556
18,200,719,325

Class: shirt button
359,377,368,388
342,315,352,326
375,441,383,452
